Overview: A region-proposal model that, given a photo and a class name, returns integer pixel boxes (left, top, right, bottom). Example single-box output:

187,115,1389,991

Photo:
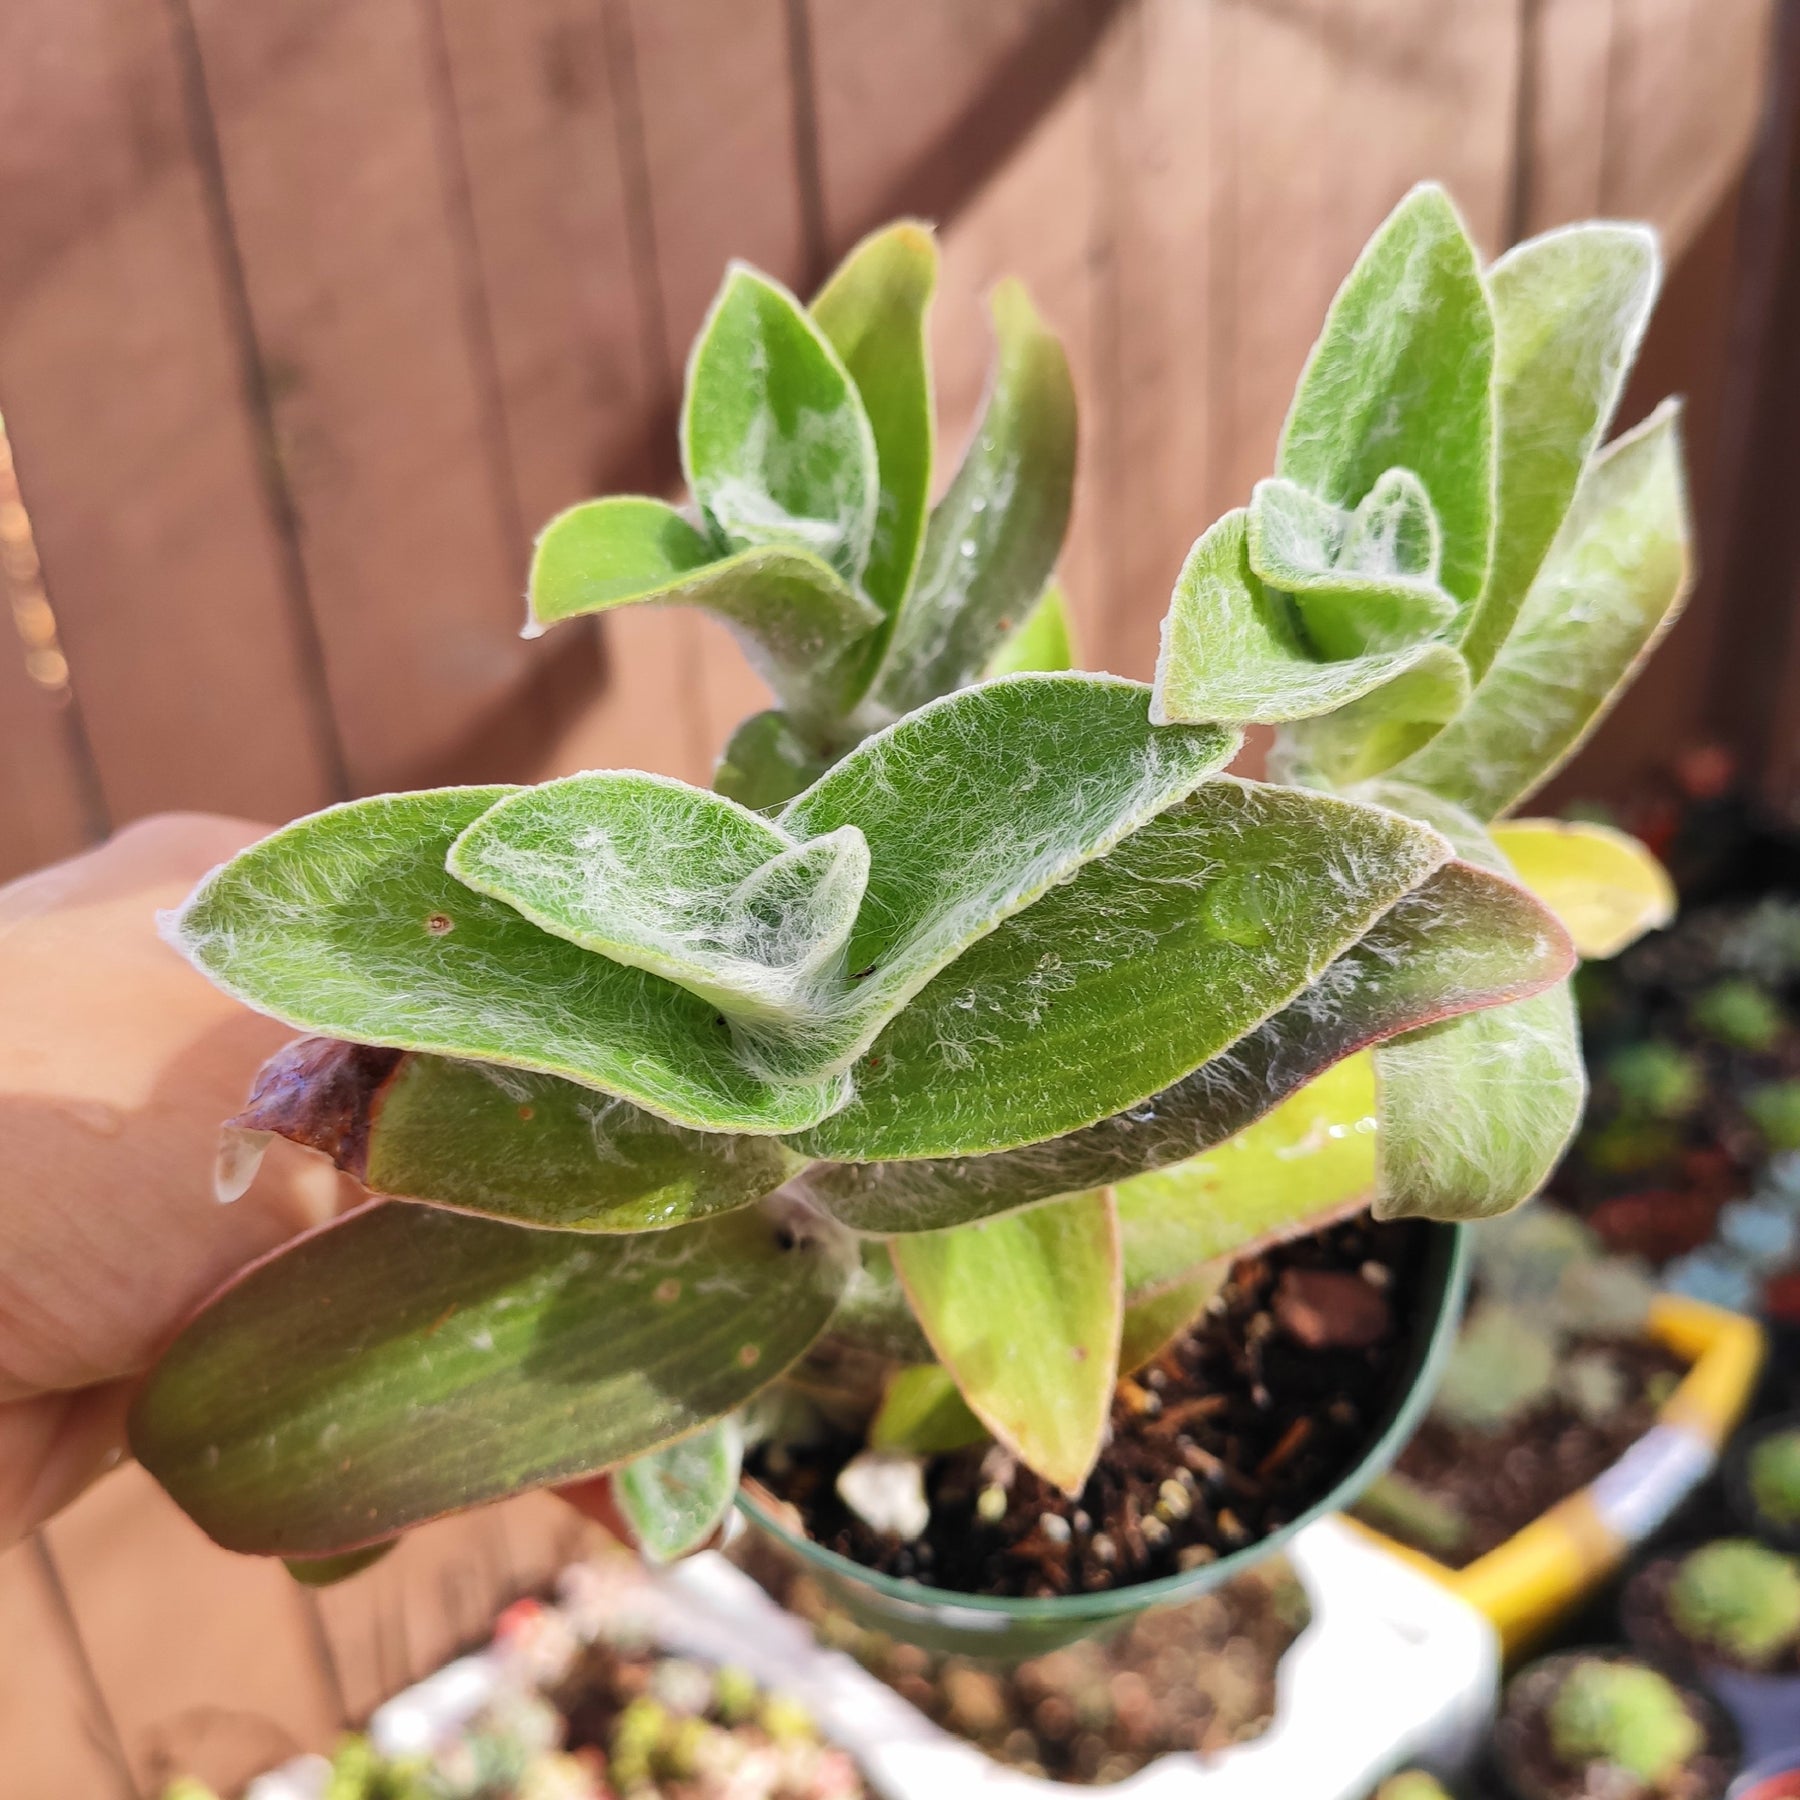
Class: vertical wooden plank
428,0,663,527
1085,0,1218,677
0,1539,137,1800
807,0,1088,250
624,0,809,359
1599,0,1771,251
933,58,1106,661
1517,0,1617,233
44,1465,340,1797
0,641,94,884
0,418,101,879
181,0,585,793
310,1494,600,1722
0,0,342,830
1318,0,1521,266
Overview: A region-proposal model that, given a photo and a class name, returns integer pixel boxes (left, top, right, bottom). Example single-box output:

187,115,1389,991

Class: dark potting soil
732,1533,1308,1784
1382,1336,1686,1569
549,1629,869,1799
1624,1557,1800,1679
748,1215,1428,1601
1494,1654,1737,1800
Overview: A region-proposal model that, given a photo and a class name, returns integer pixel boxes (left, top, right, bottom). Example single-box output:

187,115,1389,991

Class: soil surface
1624,1556,1800,1677
549,1629,868,1799
732,1534,1308,1784
1493,1653,1736,1800
749,1216,1427,1600
1376,1336,1686,1569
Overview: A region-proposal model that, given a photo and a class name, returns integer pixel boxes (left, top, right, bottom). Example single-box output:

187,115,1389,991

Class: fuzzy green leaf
1114,1052,1377,1295
800,854,1571,1232
874,281,1076,711
983,582,1076,677
812,222,938,626
528,499,882,726
1152,509,1458,726
1274,646,1471,787
746,675,1236,1081
450,773,870,1027
1377,981,1584,1221
615,1419,743,1563
1277,183,1495,608
1390,403,1690,819
1249,473,1457,659
892,1189,1121,1494
869,1364,988,1455
1118,1267,1226,1375
229,1038,802,1233
794,779,1451,1163
1462,224,1661,678
1363,781,1585,1221
168,789,849,1136
1133,1277,1254,1383
130,1199,850,1556
683,266,878,582
712,711,829,813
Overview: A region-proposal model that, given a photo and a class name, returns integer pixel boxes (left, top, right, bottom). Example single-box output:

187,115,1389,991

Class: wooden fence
0,2,1782,1795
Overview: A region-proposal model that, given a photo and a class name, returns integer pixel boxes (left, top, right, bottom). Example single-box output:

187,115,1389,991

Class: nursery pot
1726,1413,1800,1554
736,1219,1470,1659
1492,1650,1740,1800
1623,1555,1800,1770
1732,1753,1800,1800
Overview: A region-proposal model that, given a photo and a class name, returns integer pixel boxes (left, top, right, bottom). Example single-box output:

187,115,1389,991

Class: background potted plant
1729,1417,1800,1551
127,182,1690,1654
1353,1208,1764,1653
1624,1539,1800,1768
1493,1652,1738,1800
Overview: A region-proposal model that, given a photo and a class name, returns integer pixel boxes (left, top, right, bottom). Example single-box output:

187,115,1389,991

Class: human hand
0,814,646,1554
0,814,361,1546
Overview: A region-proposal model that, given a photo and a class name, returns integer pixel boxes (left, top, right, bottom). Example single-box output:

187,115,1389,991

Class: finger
0,1379,134,1550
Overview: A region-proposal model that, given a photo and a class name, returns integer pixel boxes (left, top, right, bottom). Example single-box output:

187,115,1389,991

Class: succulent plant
1692,979,1786,1053
1608,1041,1705,1121
1748,1080,1800,1152
125,186,1689,1580
1545,1658,1704,1789
1376,1776,1454,1800
1749,1427,1800,1532
1668,1539,1800,1668
1424,1208,1655,1436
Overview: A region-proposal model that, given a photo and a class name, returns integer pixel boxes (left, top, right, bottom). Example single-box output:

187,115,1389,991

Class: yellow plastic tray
1350,1295,1766,1657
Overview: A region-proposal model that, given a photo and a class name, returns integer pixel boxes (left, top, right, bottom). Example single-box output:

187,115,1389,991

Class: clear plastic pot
736,1219,1470,1658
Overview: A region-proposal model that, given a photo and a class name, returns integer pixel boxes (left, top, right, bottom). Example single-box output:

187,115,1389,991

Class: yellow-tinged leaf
892,1189,1121,1494
1114,1054,1377,1293
1492,818,1675,959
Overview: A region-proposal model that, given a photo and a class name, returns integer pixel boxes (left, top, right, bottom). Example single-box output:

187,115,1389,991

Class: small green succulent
124,187,1688,1594
1432,1301,1559,1434
1376,1775,1454,1800
1692,979,1785,1052
1546,1659,1704,1788
1668,1539,1800,1668
1608,1041,1704,1121
1749,1426,1800,1532
1749,1080,1800,1152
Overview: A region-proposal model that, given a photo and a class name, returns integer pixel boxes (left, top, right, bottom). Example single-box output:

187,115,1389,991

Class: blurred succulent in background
1545,1658,1705,1790
1667,1539,1800,1669
126,184,1688,1581
1691,979,1786,1053
1749,1426,1800,1533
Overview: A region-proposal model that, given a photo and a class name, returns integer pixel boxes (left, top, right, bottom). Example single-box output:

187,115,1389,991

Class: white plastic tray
249,1518,1499,1800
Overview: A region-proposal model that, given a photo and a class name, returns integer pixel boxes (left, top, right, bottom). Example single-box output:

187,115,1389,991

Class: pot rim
734,1217,1470,1623
1726,1411,1800,1553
